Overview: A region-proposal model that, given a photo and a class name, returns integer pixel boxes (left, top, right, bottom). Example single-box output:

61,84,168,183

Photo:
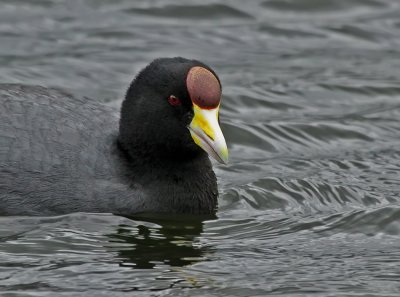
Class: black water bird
0,57,228,216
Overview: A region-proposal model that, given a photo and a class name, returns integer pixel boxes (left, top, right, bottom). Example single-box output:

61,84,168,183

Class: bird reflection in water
107,215,214,269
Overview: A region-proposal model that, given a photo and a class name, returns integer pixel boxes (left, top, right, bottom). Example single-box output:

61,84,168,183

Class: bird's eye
168,95,181,106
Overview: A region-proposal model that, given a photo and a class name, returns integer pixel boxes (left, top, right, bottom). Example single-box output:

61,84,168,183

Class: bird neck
117,136,201,165
115,139,219,214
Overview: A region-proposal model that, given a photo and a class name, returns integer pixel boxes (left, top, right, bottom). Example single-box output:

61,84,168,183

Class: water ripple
2,0,400,295
124,4,252,20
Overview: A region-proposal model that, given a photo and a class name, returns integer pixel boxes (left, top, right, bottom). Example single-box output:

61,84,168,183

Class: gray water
1,0,400,296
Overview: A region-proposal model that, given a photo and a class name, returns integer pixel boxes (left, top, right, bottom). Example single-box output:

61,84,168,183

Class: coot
0,57,228,216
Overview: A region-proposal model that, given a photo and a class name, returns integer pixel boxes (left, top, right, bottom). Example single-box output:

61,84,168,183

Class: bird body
0,58,227,216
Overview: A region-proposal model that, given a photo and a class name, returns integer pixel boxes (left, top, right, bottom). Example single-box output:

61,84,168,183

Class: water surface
1,0,400,296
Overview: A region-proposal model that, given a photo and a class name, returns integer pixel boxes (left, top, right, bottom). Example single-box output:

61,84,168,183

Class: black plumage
0,57,221,216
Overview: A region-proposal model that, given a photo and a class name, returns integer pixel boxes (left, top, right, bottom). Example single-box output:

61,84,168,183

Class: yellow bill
188,104,228,164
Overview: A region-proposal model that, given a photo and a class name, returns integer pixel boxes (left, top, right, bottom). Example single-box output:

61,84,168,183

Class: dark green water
1,0,400,296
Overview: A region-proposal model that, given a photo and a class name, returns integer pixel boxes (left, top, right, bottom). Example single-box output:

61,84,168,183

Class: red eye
168,95,181,106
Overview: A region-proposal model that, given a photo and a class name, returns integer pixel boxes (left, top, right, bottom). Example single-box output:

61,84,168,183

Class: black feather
0,57,220,216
